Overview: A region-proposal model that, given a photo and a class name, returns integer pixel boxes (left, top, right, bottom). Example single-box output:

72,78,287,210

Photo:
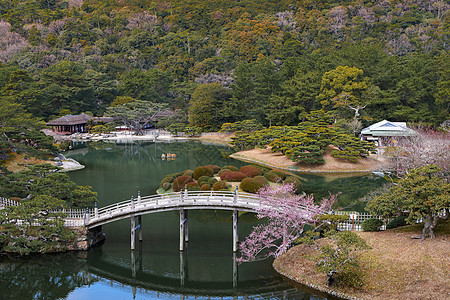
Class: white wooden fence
334,211,386,231
0,197,20,209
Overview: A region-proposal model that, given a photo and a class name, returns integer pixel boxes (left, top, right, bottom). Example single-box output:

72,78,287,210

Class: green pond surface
0,140,385,299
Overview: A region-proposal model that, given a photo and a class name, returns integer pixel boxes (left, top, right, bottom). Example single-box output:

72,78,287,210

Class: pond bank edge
272,260,363,300
230,153,373,175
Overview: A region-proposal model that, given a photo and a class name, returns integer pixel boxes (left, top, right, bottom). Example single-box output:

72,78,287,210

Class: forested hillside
0,0,448,128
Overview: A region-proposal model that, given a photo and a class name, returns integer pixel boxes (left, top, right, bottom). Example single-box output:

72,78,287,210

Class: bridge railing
94,191,260,221
91,190,329,226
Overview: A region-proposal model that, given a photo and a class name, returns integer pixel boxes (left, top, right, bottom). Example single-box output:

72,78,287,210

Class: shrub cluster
160,173,181,189
386,216,407,229
204,165,221,173
220,171,248,182
264,171,281,182
159,165,302,195
270,169,290,179
183,169,194,177
284,176,302,193
212,180,229,191
197,175,211,186
186,182,200,191
361,218,383,231
239,165,263,178
200,184,210,191
240,176,269,193
193,166,214,179
172,175,194,192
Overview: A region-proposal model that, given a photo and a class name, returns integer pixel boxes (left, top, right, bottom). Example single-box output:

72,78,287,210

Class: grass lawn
273,220,450,300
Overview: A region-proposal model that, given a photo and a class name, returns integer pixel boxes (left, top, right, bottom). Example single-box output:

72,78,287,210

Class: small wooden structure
47,113,94,134
360,120,416,146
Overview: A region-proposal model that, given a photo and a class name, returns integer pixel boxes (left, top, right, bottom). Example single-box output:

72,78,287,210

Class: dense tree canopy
366,165,449,240
0,0,447,128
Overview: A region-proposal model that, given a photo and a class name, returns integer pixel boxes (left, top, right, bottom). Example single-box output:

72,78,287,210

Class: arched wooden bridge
83,189,323,252
1,191,325,252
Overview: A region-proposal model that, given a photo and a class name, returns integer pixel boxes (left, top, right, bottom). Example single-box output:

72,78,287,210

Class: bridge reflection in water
83,242,315,300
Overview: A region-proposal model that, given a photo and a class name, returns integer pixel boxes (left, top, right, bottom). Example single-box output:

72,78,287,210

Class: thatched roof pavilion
46,113,94,134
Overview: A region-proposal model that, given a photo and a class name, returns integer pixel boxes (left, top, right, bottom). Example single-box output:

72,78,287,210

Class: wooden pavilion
46,113,94,134
360,120,417,146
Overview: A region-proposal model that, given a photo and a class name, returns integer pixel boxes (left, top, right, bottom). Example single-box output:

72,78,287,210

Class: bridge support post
180,250,186,288
131,215,136,250
233,209,239,252
184,210,189,242
179,209,185,251
233,252,238,289
138,215,143,242
131,249,136,278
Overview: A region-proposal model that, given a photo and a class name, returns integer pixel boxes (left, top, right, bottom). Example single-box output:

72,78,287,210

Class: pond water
0,140,385,299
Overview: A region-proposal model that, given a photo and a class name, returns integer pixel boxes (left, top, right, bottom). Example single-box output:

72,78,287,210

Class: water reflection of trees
300,174,386,212
0,253,97,300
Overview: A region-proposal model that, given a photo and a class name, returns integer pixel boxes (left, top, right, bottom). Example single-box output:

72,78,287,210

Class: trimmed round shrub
222,165,238,171
204,165,221,174
193,166,214,180
270,169,290,179
220,171,248,182
200,184,210,191
264,171,282,182
253,175,269,186
284,176,302,193
240,165,263,178
172,175,194,192
218,169,230,176
361,218,383,231
183,169,194,177
197,175,211,186
212,180,229,191
160,173,181,188
162,182,171,191
386,216,407,229
208,177,218,186
240,177,268,193
186,182,200,191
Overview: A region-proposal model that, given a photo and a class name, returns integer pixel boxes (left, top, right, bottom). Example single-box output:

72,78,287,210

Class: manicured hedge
240,177,269,193
386,216,407,229
186,182,200,191
207,177,218,186
193,166,214,179
239,165,262,178
284,176,302,193
200,184,210,191
270,169,290,179
204,165,221,174
162,182,171,191
172,175,194,192
220,171,248,182
253,175,269,186
183,169,194,177
361,218,383,231
197,175,211,186
264,171,282,182
212,180,229,191
160,173,181,188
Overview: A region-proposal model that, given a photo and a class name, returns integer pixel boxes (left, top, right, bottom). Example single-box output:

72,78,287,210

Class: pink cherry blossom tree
237,183,337,262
